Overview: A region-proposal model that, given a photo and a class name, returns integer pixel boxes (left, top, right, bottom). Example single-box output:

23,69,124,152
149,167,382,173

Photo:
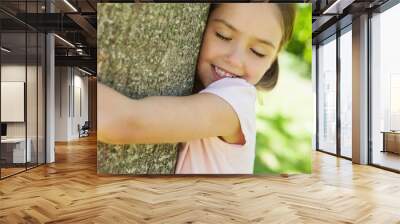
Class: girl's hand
97,83,243,145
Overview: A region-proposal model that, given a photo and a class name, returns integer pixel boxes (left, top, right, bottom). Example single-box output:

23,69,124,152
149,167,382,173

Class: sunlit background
254,4,312,174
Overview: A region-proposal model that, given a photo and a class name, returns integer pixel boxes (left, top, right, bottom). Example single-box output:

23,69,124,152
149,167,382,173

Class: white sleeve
199,78,257,147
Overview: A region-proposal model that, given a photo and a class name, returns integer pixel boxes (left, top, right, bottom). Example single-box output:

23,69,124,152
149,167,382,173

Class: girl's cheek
253,64,269,82
202,35,216,57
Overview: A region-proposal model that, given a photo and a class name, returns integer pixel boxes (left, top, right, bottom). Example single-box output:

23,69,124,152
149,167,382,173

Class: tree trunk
97,3,210,174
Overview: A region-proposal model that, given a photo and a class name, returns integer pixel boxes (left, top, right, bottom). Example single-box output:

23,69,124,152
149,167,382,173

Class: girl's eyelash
215,32,266,58
251,49,266,58
215,32,231,41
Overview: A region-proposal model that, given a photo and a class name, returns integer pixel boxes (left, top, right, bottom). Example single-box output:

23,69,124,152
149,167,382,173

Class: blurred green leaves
255,111,312,174
254,65,313,174
285,4,312,79
254,4,312,174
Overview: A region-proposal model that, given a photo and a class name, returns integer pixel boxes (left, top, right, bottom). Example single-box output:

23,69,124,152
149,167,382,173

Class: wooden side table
381,131,400,154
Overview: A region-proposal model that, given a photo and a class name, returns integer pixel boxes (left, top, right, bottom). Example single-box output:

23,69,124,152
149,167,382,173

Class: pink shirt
175,78,257,174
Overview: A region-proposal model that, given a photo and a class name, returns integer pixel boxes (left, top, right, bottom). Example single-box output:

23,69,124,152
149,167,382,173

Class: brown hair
205,3,297,91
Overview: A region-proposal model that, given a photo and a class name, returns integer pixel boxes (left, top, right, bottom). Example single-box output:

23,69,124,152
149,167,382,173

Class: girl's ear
256,59,279,91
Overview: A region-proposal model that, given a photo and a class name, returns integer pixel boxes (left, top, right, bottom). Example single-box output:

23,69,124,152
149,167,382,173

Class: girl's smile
212,64,241,81
196,3,283,88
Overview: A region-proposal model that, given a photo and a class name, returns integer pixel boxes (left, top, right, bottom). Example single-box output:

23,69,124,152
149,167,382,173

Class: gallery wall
54,67,89,141
1,64,43,139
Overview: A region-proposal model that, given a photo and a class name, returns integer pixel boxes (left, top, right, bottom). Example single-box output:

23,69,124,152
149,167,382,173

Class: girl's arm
97,83,243,145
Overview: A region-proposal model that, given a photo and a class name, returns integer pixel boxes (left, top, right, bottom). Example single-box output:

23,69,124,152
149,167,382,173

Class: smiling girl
98,3,296,174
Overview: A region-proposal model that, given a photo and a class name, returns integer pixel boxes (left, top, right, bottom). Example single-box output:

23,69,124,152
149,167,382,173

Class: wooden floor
0,167,26,178
1,163,46,178
1,136,400,223
373,150,400,171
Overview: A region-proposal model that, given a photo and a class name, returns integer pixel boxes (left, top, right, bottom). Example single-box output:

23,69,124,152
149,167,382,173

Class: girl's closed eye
215,32,266,58
250,49,266,58
215,32,231,41
215,31,267,58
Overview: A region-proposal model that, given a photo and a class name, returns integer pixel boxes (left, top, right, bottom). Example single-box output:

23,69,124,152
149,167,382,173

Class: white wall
1,65,26,128
1,63,46,164
1,64,26,81
1,82,25,122
72,73,89,137
1,65,30,138
54,67,89,141
55,67,69,141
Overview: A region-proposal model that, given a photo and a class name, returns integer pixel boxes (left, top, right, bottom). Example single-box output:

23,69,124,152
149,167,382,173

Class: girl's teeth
215,66,234,78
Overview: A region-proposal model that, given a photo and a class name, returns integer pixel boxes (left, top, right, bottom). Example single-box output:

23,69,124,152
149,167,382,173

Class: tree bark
97,3,210,174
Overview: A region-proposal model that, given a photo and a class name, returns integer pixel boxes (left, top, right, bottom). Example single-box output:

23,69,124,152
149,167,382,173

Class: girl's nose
225,44,245,73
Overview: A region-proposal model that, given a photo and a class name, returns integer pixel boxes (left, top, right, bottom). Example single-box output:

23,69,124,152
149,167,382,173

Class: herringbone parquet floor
1,135,400,223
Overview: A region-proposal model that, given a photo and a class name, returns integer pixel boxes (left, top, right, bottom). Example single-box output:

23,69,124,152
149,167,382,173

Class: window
339,28,352,158
371,2,400,171
0,1,46,179
317,36,337,154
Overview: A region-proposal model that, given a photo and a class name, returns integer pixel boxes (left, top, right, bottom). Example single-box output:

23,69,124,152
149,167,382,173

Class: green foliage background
286,4,313,79
254,4,313,174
